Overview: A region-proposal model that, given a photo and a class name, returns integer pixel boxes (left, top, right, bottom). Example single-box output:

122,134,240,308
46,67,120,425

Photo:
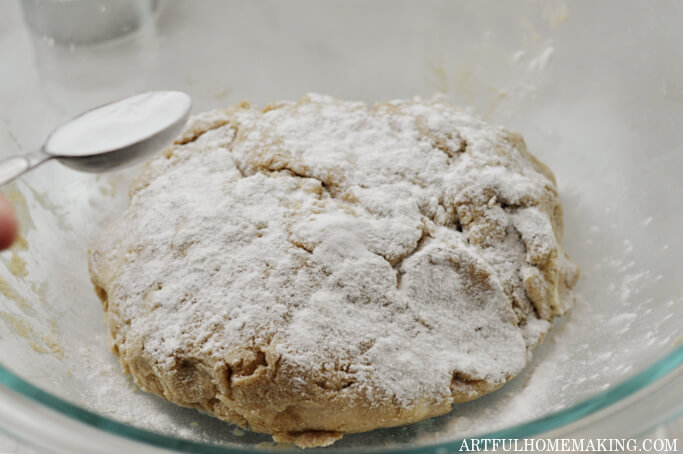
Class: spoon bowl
0,91,192,185
54,114,189,173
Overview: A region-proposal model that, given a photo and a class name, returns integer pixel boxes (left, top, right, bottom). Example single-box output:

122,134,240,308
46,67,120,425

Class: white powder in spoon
45,91,191,157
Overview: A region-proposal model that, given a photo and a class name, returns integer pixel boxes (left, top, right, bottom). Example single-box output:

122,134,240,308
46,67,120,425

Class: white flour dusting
528,45,555,72
88,94,578,441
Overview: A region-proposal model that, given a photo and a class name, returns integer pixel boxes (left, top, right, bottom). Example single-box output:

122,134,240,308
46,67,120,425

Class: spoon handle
0,151,52,186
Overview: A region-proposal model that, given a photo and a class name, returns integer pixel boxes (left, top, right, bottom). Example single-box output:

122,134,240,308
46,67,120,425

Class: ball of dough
89,94,579,448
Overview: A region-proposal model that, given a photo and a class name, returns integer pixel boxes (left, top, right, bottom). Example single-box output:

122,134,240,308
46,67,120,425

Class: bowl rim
0,344,681,453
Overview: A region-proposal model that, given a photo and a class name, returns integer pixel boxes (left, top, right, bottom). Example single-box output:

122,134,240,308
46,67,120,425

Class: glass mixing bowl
0,1,681,452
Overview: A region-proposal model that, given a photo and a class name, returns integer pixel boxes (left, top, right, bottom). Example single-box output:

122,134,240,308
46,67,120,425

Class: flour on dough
89,94,579,447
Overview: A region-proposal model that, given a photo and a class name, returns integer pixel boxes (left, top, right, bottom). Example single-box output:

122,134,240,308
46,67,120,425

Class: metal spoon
0,91,192,186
